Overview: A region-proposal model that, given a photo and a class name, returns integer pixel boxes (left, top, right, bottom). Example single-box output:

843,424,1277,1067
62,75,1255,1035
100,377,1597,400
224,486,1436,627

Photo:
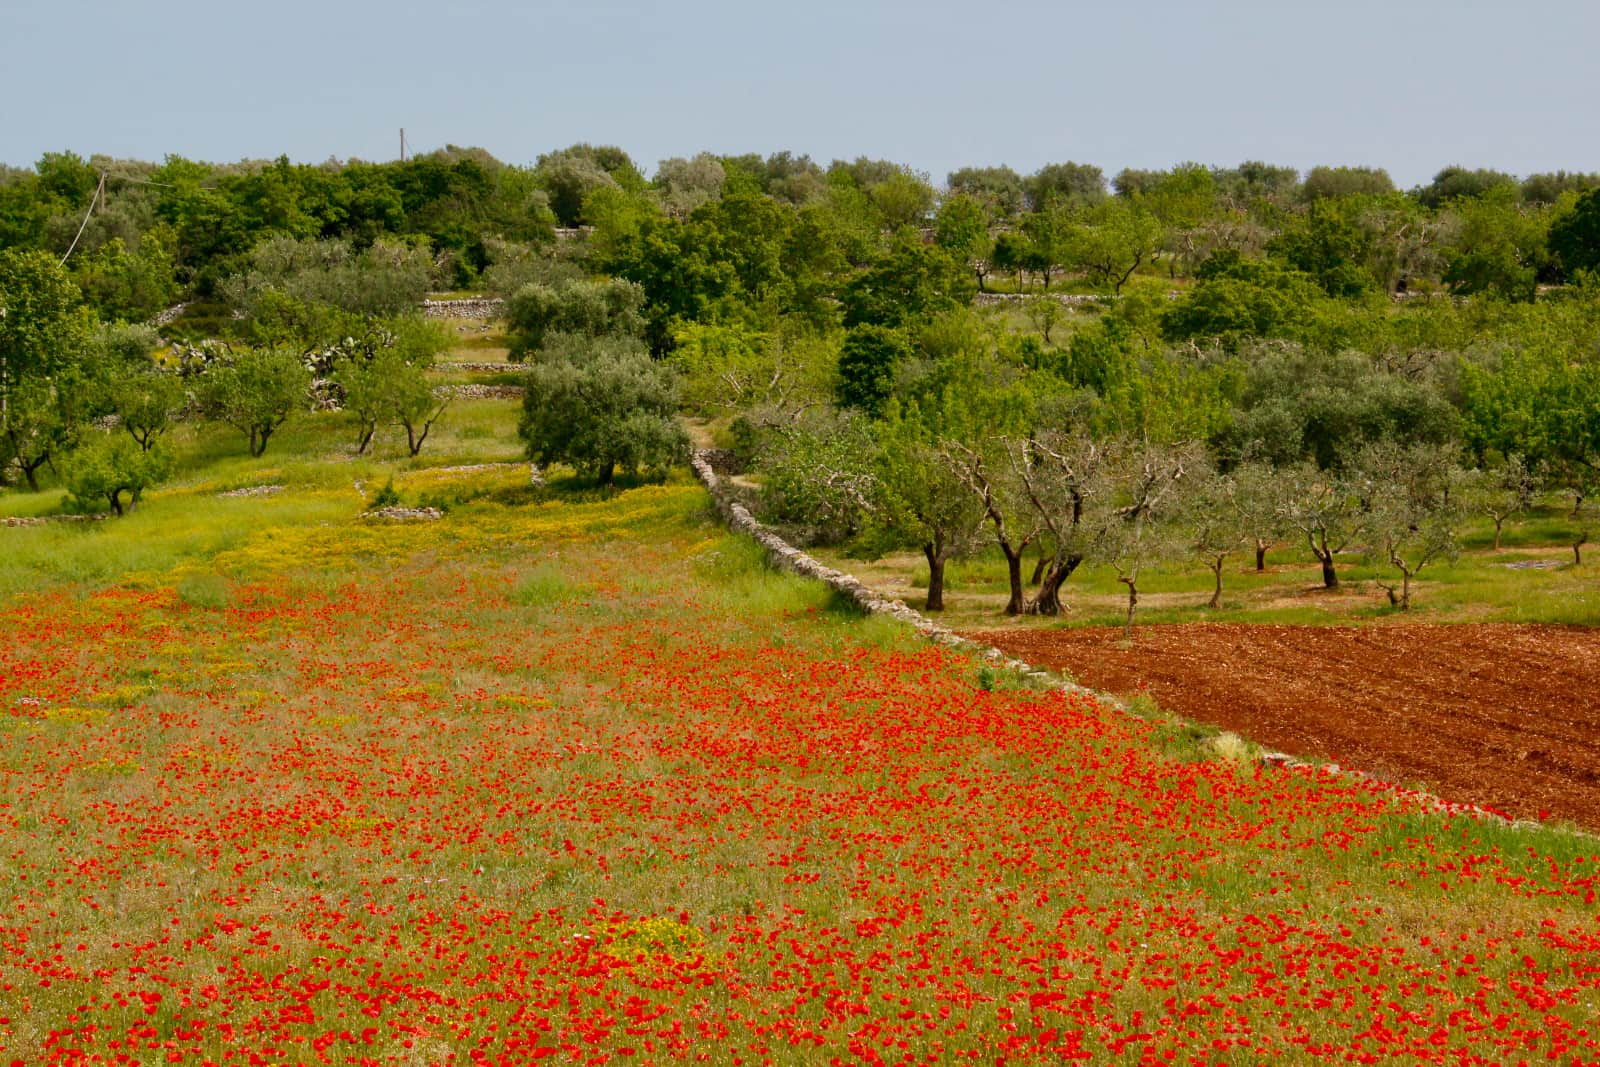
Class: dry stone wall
973,292,1106,308
422,298,503,319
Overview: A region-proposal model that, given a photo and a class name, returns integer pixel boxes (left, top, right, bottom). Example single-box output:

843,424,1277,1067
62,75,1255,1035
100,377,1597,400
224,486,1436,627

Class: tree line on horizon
3,145,1600,318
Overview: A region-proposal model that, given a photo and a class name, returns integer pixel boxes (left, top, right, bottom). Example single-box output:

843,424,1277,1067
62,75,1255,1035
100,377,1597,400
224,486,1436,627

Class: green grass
0,487,72,519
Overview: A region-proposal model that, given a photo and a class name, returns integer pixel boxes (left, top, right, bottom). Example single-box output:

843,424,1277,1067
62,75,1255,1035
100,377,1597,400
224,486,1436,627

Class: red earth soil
965,623,1600,830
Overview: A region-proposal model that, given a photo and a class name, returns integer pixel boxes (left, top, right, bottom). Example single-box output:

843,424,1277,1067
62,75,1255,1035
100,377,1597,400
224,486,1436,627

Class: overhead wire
58,173,104,267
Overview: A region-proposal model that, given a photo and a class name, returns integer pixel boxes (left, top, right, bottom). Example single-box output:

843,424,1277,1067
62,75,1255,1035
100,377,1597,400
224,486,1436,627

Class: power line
58,172,104,267
106,174,179,189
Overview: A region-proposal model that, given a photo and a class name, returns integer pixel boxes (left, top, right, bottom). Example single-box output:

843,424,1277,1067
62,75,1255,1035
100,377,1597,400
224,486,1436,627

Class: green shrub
66,434,172,516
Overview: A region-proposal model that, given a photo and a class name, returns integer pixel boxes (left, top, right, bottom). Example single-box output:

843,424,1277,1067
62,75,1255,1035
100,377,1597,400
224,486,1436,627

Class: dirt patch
965,623,1600,829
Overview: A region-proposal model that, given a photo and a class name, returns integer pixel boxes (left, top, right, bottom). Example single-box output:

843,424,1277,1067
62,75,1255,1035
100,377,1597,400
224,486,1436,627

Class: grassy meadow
2,340,1600,1064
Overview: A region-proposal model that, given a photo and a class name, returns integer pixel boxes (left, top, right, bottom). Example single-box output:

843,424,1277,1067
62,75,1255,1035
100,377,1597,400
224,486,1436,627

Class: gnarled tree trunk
1027,554,1082,616
1000,542,1027,616
1310,530,1338,589
1120,575,1139,639
923,543,947,612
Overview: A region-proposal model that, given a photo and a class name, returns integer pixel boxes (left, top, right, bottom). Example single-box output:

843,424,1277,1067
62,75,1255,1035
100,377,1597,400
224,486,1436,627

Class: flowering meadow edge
687,450,1584,838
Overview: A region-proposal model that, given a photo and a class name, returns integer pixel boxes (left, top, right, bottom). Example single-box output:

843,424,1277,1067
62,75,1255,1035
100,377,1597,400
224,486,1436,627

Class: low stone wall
1,514,106,528
362,506,444,522
435,383,524,400
422,298,503,320
449,361,523,373
974,292,1107,308
698,449,743,476
147,303,189,328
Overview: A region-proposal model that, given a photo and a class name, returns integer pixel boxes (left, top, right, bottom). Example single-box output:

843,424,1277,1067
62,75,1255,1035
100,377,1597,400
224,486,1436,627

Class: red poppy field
3,478,1600,1065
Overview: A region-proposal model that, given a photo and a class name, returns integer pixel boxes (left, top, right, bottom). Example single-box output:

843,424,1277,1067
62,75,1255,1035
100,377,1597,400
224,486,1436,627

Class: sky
4,0,1599,189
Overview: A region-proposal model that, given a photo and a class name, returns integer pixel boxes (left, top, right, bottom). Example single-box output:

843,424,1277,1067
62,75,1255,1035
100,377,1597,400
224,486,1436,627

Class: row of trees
756,375,1552,626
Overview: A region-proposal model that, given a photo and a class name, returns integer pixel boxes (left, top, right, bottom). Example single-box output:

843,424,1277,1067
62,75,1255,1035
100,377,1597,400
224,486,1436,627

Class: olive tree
1,372,92,490
1009,431,1115,615
104,369,186,452
0,249,89,487
1232,460,1289,571
1466,453,1542,551
331,318,452,455
393,371,450,458
946,166,1026,216
1185,469,1248,609
1302,166,1394,201
519,341,688,486
66,433,172,516
668,321,833,420
754,412,879,544
871,411,988,612
335,350,448,457
1098,441,1201,637
200,346,311,457
942,439,1042,615
333,350,397,455
652,155,726,218
1355,442,1465,610
1276,464,1359,589
1065,199,1165,295
503,277,645,359
933,194,995,291
1024,162,1106,210
221,237,433,340
0,249,84,400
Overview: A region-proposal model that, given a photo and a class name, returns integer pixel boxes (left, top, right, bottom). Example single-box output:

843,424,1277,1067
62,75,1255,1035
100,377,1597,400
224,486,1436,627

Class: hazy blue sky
4,0,1598,187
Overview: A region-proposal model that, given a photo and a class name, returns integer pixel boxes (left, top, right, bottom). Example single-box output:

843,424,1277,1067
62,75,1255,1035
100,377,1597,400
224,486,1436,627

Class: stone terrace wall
974,292,1107,308
422,298,503,319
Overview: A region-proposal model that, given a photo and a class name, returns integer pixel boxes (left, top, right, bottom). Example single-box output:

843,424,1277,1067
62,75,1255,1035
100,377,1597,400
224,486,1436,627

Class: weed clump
176,571,232,610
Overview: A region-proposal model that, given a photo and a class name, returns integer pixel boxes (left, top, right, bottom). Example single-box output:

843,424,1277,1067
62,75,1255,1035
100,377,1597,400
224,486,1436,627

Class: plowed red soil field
965,623,1600,829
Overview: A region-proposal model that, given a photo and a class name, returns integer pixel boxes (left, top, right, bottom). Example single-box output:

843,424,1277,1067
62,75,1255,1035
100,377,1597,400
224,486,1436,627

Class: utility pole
400,128,407,163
